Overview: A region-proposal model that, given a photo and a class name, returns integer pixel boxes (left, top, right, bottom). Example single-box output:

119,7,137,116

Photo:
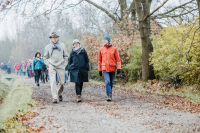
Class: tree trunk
197,0,200,26
135,0,155,81
118,0,127,20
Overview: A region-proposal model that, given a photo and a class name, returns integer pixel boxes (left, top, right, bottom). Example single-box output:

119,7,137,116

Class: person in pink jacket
14,63,20,75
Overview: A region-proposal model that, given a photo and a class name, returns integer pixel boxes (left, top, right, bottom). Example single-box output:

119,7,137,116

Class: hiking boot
59,95,63,101
77,95,81,102
52,99,57,103
107,94,112,102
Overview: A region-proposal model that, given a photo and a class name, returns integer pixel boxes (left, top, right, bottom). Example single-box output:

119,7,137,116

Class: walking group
43,32,121,103
12,58,50,85
4,32,121,103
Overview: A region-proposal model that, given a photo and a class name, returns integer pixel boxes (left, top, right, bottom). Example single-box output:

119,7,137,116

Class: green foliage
88,61,104,81
124,41,142,81
150,21,200,84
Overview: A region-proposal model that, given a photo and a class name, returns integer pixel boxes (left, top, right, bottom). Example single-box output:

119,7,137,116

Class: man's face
103,39,109,45
51,37,59,43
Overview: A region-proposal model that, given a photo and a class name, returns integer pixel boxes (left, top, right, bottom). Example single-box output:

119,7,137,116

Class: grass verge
0,78,14,101
0,78,35,132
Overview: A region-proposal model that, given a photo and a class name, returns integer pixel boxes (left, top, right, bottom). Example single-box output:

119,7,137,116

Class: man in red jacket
98,34,121,101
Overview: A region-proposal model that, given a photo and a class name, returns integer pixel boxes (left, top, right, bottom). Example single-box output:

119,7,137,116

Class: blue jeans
16,70,20,75
20,69,22,75
103,72,115,95
65,70,68,83
48,71,49,80
27,69,30,77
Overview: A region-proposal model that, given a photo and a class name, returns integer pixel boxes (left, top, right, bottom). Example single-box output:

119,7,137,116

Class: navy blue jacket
68,49,89,83
2,63,7,70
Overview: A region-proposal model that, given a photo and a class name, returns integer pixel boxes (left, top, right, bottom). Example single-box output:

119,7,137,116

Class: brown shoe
77,95,81,102
52,99,57,103
59,95,63,101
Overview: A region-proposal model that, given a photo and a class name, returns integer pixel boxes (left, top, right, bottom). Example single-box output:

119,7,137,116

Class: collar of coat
104,44,113,48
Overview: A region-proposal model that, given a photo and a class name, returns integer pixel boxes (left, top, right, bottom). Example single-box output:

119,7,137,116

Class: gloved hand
99,71,102,77
117,69,121,75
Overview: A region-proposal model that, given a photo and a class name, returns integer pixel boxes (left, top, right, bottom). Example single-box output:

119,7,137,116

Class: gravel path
26,78,200,133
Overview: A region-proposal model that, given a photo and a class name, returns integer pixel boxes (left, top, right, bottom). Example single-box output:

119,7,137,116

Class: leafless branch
85,0,118,22
152,0,195,19
144,0,168,21
152,8,198,19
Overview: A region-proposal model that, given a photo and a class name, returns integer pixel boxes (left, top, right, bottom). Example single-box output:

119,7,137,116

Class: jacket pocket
109,63,116,72
102,63,106,71
110,63,116,66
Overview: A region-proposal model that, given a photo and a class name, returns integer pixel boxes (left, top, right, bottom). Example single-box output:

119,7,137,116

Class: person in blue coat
2,63,8,74
32,52,44,86
68,39,89,102
0,63,3,70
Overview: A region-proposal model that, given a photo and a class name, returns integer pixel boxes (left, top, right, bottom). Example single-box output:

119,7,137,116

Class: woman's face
74,42,80,48
37,54,40,58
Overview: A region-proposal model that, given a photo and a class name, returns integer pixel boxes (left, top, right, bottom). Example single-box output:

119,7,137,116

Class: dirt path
25,78,200,133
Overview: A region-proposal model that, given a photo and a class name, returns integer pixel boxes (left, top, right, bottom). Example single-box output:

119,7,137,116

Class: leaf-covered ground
22,78,200,133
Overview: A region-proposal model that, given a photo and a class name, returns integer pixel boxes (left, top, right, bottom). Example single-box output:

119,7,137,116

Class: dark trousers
34,70,42,83
75,82,83,95
41,69,48,82
7,68,11,74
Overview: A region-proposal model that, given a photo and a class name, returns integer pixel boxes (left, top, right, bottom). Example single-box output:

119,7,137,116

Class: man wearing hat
98,34,121,101
43,32,69,103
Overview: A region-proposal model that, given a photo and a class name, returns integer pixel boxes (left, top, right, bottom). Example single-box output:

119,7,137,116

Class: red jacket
98,45,121,72
14,64,20,70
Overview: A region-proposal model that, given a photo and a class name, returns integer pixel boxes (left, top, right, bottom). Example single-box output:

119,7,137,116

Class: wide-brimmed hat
49,32,60,38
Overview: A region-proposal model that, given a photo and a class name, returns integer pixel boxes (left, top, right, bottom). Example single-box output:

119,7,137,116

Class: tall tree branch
85,0,118,22
152,0,194,19
144,0,168,21
129,0,136,20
